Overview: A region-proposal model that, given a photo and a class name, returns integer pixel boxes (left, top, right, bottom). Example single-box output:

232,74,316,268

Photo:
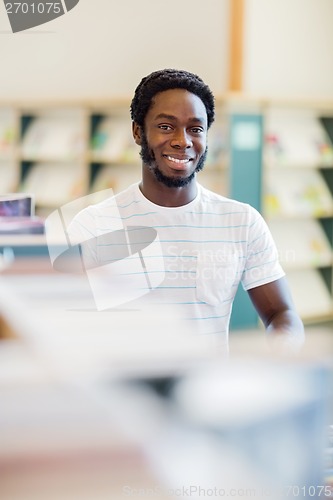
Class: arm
247,276,305,354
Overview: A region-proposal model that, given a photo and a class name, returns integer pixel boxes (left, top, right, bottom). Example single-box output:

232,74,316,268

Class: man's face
135,88,208,188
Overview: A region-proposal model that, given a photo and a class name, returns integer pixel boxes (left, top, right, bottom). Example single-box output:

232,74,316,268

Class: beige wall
1,0,333,101
243,0,333,98
0,0,230,100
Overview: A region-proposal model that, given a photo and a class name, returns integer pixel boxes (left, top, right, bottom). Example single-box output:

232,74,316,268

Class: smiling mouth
163,155,192,164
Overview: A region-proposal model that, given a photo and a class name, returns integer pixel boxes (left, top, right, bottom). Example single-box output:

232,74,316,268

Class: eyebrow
154,113,206,124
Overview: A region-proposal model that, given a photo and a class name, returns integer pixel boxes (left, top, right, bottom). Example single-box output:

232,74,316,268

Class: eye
190,127,204,134
158,124,173,131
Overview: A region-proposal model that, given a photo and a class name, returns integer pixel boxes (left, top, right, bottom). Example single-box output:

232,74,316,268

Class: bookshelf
262,105,333,323
200,110,229,195
19,107,88,213
89,104,141,195
0,107,19,193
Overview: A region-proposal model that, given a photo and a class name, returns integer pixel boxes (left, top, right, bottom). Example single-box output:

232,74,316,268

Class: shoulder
197,184,260,221
67,183,139,241
91,183,139,213
73,183,139,219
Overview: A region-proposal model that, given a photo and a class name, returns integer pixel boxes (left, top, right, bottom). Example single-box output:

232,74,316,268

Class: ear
132,122,142,145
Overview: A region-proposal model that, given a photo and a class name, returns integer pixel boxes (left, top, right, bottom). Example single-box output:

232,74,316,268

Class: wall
0,0,229,100
243,0,333,99
2,0,333,101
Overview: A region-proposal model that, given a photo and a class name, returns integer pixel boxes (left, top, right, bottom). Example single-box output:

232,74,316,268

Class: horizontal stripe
187,313,230,321
185,210,247,216
152,223,249,229
159,239,247,244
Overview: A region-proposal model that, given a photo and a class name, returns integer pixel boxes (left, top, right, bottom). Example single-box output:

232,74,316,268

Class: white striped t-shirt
67,182,285,351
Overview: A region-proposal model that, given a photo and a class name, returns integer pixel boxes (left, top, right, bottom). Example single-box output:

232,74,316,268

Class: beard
140,131,207,188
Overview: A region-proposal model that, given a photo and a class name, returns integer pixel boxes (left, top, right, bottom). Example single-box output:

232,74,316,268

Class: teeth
166,156,190,164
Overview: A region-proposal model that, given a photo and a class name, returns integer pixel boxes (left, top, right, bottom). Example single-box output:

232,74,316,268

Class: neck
139,168,198,207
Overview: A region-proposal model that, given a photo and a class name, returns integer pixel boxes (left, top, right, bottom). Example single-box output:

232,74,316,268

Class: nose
170,128,192,149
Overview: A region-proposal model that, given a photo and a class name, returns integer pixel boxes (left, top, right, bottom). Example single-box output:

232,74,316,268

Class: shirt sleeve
241,206,285,291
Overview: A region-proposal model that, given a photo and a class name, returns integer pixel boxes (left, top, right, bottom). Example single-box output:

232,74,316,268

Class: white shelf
205,115,229,169
0,162,19,193
269,219,333,270
264,108,333,168
21,163,85,207
0,108,17,160
22,112,85,161
91,164,140,194
286,269,332,319
91,116,138,164
264,168,333,218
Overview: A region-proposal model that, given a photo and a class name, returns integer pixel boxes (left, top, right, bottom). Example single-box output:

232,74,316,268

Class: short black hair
130,68,215,129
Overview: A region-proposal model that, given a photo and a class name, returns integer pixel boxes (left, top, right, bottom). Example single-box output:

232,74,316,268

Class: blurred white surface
0,271,332,500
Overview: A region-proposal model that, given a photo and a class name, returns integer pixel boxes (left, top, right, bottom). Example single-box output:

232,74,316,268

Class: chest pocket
196,253,239,306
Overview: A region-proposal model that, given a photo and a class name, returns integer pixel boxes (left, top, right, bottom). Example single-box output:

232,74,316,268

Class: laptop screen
0,195,34,217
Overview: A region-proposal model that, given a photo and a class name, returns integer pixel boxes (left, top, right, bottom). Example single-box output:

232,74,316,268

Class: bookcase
1,97,333,326
0,107,19,193
224,96,333,328
262,102,333,324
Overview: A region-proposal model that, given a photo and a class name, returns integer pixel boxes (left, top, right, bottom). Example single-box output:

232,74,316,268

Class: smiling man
68,69,304,355
133,87,208,197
